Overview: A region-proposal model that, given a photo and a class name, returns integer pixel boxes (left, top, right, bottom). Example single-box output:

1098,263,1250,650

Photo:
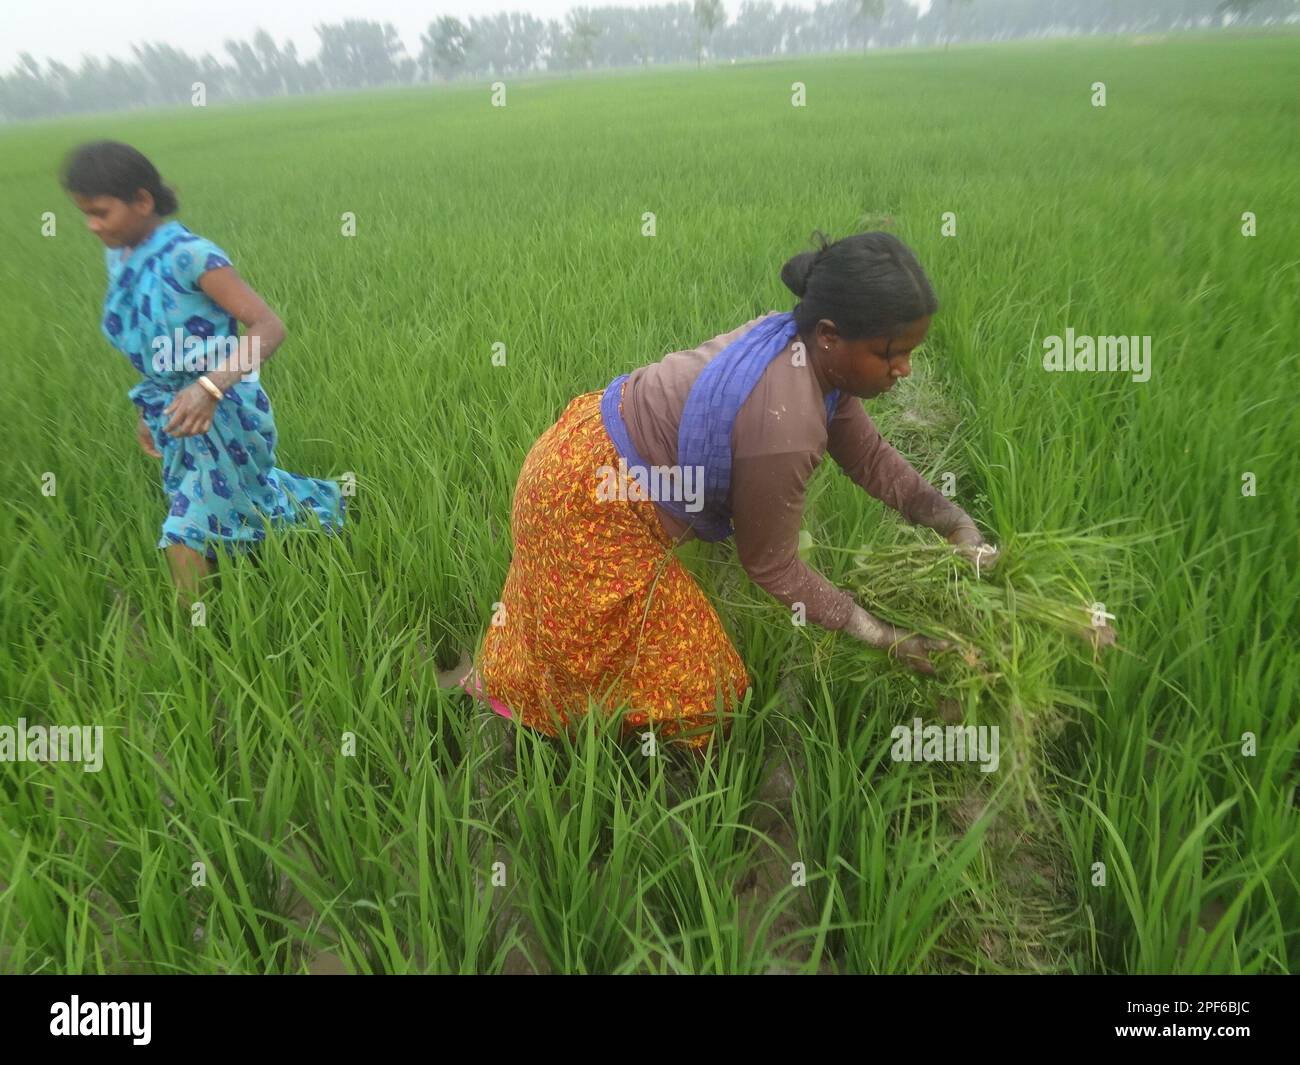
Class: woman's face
809,314,932,399
71,190,157,249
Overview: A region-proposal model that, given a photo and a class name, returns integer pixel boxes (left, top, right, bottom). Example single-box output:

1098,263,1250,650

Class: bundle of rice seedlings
819,523,1152,804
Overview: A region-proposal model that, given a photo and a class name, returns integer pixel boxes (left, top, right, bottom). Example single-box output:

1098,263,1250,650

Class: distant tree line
2,0,1295,121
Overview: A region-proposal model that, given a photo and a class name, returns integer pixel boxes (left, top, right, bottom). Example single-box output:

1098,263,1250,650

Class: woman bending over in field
62,141,345,605
462,230,998,750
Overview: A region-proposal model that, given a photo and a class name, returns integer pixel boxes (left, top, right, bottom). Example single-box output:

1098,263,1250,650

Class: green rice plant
814,524,1159,805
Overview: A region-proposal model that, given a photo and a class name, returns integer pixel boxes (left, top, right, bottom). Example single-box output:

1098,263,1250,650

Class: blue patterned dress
101,219,345,561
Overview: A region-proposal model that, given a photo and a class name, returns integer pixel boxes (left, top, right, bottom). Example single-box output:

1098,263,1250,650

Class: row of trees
2,0,1294,120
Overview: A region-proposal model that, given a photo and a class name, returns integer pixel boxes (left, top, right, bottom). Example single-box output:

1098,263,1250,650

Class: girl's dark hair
781,229,937,340
60,140,179,216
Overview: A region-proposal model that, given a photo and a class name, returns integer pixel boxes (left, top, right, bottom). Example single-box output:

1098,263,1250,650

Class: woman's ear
815,319,840,352
132,187,156,216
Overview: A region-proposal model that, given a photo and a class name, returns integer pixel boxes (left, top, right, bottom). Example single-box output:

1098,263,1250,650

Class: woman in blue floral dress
62,141,345,603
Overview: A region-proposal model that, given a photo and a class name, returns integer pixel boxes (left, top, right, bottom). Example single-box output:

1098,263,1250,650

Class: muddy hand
947,524,1000,576
163,383,219,438
889,633,953,677
844,606,952,677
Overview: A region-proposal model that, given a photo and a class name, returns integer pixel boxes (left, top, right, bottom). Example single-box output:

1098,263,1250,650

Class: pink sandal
458,666,513,720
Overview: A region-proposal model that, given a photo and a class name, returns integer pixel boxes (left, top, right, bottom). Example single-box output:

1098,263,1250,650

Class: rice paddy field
0,31,1296,975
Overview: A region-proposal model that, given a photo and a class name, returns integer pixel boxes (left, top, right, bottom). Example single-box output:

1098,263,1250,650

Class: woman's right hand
887,632,953,676
947,522,1000,576
136,416,161,458
843,605,951,677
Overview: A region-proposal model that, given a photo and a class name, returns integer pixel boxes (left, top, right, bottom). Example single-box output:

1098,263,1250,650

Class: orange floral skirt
462,388,750,749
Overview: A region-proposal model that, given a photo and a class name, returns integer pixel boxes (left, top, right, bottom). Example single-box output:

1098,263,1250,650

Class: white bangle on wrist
197,375,224,401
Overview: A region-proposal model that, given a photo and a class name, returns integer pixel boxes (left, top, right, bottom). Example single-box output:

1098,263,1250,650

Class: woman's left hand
163,383,219,438
947,523,1000,576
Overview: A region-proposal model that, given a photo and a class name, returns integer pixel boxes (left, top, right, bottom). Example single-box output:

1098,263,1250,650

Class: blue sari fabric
101,220,344,560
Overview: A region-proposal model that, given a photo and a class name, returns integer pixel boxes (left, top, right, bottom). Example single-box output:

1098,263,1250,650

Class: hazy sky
2,0,930,71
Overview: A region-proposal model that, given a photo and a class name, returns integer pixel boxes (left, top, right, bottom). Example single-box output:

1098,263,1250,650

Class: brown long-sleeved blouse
620,311,969,631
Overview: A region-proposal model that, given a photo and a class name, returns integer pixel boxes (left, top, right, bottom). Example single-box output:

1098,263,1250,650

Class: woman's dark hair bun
780,229,831,298
780,251,817,298
60,140,179,216
781,228,938,340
